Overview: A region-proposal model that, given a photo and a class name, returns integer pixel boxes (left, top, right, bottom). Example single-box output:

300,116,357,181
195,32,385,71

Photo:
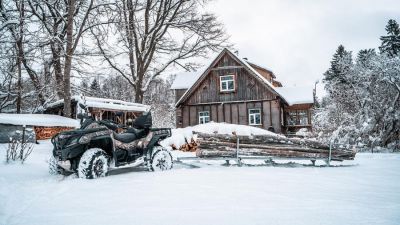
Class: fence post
236,136,241,166
328,139,333,166
22,125,26,143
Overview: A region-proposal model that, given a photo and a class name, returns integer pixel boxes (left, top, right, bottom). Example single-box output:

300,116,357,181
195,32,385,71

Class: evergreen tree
90,78,101,96
323,45,355,114
356,49,376,68
101,84,110,98
80,80,89,94
323,45,352,83
379,19,400,57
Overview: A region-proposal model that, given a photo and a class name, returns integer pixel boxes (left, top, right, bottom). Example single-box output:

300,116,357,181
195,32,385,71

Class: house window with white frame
198,111,210,124
249,109,262,125
220,75,235,92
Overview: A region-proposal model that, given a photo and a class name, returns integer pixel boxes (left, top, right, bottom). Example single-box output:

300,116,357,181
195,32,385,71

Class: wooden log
194,132,332,150
198,140,354,155
196,148,355,161
192,132,356,160
34,126,74,140
178,137,198,152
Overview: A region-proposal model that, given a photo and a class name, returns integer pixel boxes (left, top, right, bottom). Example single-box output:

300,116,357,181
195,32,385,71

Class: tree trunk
194,132,332,150
195,132,356,161
16,43,22,113
15,0,25,113
135,67,144,103
63,0,75,117
51,40,64,99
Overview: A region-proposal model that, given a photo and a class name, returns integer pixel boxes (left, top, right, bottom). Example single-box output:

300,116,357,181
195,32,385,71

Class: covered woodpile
34,127,74,140
171,137,198,152
0,113,80,143
195,132,356,161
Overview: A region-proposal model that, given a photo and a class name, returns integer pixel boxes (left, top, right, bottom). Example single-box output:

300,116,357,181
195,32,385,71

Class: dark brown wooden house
172,48,314,134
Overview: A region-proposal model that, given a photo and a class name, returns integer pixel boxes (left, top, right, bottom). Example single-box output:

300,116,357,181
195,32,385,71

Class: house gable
176,49,282,106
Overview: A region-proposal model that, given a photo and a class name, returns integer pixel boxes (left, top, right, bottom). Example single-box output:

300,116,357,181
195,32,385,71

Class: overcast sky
202,0,400,96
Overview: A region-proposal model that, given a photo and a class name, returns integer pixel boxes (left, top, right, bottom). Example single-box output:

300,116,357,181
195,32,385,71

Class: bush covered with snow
315,43,400,152
5,137,34,164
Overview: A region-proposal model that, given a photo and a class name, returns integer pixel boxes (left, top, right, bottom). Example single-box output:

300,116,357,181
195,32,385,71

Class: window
220,75,235,92
286,110,309,126
249,109,262,125
298,110,309,125
198,111,210,124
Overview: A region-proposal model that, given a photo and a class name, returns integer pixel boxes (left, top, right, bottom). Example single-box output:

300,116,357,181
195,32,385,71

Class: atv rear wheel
78,148,109,179
148,146,173,171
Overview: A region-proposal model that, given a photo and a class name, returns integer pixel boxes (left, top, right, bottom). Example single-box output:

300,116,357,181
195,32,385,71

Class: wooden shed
0,113,79,142
43,96,150,125
171,48,314,134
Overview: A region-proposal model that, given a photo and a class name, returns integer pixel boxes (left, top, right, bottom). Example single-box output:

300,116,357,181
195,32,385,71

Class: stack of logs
195,132,356,161
34,127,74,140
172,137,198,152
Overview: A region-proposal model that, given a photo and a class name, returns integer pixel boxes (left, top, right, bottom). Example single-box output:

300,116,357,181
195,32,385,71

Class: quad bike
49,107,173,179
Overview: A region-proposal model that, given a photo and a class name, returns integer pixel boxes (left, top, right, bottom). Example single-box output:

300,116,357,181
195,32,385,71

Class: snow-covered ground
1,141,399,225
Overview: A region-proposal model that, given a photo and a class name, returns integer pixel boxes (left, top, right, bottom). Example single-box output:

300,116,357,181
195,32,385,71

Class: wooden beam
186,98,276,106
210,66,244,71
269,101,272,127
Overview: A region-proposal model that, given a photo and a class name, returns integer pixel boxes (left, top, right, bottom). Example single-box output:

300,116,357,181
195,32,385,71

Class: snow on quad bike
49,110,173,179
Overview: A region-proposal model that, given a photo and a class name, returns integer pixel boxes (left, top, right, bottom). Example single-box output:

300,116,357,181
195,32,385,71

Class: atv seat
126,128,147,139
113,132,137,143
113,128,147,143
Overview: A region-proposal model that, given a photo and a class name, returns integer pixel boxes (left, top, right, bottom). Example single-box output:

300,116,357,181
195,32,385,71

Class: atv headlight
65,138,79,148
79,135,90,144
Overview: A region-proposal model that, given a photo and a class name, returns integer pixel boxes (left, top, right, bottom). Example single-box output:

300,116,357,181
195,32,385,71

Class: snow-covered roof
0,113,80,127
170,70,203,89
247,61,275,77
275,86,314,106
236,56,279,94
46,96,150,112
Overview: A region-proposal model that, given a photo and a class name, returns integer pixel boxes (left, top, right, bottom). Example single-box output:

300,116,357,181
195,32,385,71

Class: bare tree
1,0,46,109
26,0,108,117
92,0,229,103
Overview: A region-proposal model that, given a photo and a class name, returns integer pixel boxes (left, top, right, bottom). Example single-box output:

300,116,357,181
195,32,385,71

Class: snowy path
0,141,399,225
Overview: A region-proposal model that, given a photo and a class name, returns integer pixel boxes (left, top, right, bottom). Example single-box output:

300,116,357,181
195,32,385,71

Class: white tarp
46,96,150,112
0,113,80,127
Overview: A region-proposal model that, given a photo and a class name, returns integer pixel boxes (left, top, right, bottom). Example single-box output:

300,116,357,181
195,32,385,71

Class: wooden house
43,96,150,125
171,48,314,134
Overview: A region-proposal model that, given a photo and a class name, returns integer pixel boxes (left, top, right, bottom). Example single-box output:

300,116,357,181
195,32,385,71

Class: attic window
220,75,235,92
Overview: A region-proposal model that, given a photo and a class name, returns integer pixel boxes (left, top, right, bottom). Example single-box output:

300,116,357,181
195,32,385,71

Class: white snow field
1,141,399,225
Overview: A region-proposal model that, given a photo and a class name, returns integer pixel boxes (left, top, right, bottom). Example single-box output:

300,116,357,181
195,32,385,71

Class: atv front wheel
49,155,62,175
78,148,109,179
148,146,173,171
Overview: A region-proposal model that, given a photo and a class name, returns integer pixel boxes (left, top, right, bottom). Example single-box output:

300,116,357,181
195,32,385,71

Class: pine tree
80,80,89,93
356,49,376,68
90,78,100,96
101,84,110,98
379,19,400,57
323,45,352,83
